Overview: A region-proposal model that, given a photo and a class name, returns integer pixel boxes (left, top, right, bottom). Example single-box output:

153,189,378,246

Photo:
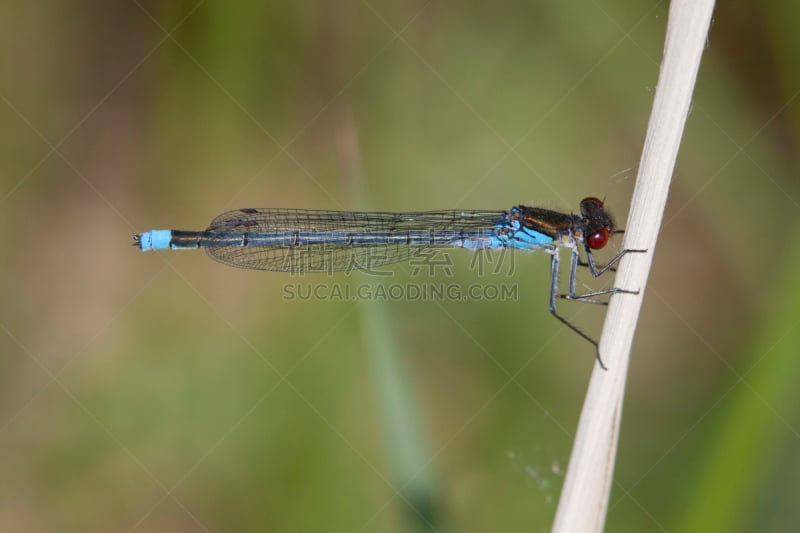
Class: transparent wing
204,208,505,273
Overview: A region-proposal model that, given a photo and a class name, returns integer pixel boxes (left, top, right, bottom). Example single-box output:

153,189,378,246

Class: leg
562,245,640,303
584,246,647,277
559,287,640,303
577,258,616,273
548,250,608,370
550,246,646,369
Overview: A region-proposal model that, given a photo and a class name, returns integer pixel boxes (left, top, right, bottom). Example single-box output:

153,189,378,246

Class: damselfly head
579,197,615,250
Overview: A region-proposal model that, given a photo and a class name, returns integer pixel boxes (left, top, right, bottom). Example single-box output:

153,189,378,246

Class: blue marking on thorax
138,230,172,251
508,227,553,249
491,209,554,250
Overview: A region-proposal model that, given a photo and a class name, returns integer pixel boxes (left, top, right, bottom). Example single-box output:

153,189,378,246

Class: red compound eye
586,228,609,250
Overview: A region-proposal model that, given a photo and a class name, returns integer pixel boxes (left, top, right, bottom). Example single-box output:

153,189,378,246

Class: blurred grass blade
359,299,441,531
338,109,442,532
676,230,800,533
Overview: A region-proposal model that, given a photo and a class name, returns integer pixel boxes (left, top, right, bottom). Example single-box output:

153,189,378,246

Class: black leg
562,246,641,303
584,246,647,277
577,258,616,272
548,249,608,370
549,245,647,369
559,287,640,303
567,245,579,297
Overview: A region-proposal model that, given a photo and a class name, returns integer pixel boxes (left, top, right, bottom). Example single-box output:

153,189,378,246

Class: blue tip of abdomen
136,230,172,251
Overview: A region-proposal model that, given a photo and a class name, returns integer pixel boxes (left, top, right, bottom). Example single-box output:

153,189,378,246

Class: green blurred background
2,1,798,531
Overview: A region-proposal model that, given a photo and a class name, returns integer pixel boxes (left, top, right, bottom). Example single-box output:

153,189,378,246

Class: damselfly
135,197,644,368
